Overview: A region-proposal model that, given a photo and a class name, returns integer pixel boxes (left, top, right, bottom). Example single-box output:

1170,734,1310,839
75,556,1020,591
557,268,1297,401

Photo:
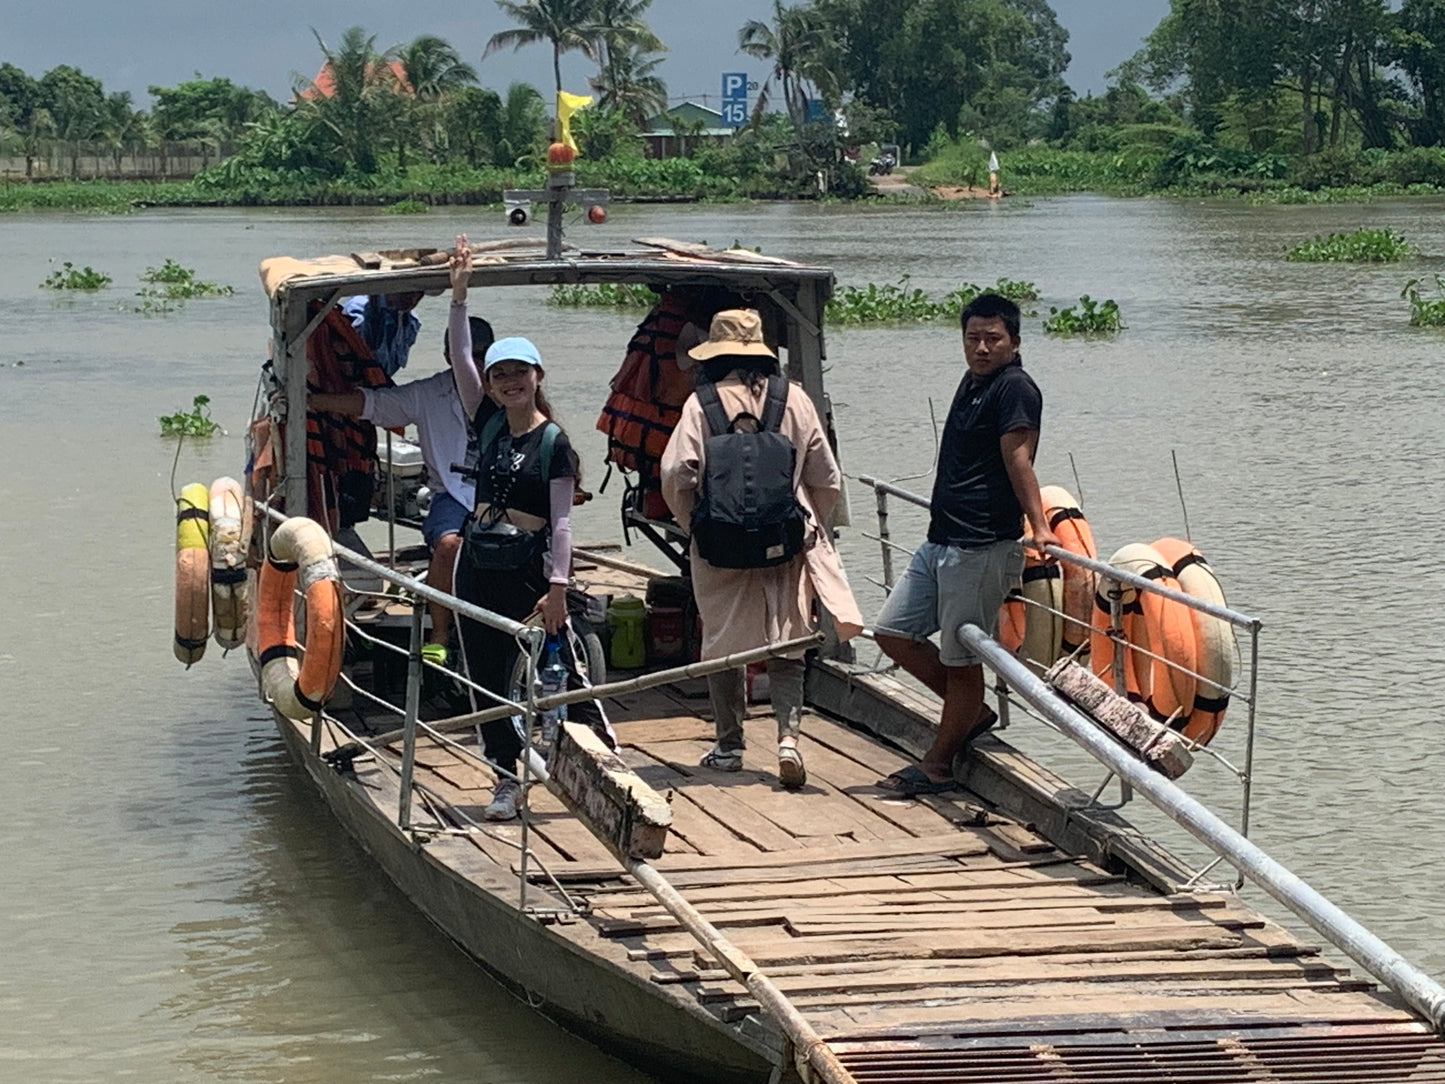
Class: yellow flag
556,90,593,151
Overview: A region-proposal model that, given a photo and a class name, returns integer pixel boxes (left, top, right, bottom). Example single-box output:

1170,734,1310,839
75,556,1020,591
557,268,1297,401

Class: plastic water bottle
538,634,568,745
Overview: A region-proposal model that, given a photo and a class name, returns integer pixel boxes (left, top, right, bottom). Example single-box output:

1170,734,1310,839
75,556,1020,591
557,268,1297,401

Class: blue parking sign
721,72,748,128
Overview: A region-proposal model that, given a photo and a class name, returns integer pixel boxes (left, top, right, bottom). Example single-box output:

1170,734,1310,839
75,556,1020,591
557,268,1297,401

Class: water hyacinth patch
41,262,112,290
547,283,660,308
135,260,236,312
827,277,1041,325
1043,296,1124,335
1401,275,1445,326
383,199,429,215
159,394,222,437
1284,228,1417,262
827,277,941,323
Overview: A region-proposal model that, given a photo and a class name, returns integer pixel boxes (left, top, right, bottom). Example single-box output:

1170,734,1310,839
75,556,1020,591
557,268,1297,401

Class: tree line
8,0,1445,199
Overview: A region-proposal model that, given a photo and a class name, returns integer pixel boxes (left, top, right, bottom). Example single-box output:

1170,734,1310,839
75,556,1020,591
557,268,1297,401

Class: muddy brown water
2,196,1443,1081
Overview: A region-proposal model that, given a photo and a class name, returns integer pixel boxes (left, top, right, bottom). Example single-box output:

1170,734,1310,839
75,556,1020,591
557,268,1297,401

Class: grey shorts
873,539,1024,666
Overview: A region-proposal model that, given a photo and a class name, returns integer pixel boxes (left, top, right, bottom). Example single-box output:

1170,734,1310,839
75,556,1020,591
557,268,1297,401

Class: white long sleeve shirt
360,371,475,510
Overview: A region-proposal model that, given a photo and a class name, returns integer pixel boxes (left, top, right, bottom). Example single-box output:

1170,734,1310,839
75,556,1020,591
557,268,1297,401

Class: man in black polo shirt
875,293,1058,795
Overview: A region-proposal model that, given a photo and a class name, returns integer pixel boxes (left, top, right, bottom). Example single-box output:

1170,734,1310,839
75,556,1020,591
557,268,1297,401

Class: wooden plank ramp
392,684,1445,1082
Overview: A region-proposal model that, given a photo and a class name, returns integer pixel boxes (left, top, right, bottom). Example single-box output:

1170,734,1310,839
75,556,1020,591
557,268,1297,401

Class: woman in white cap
661,308,862,790
448,238,611,821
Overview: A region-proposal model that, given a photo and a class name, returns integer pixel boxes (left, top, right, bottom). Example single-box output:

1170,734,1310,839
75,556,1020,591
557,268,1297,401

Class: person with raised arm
447,236,612,822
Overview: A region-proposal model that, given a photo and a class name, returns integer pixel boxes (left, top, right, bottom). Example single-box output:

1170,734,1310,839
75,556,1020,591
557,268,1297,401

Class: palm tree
96,91,151,172
588,0,663,94
592,43,667,128
493,81,547,167
485,0,599,107
397,34,478,101
738,0,839,131
298,26,399,174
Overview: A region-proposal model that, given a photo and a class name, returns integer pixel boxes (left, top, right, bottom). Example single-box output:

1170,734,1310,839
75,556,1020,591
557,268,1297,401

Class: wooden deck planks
334,640,1405,1065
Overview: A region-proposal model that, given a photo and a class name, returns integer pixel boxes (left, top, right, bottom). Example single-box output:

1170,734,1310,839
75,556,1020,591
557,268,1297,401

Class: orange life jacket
300,307,393,532
596,293,697,483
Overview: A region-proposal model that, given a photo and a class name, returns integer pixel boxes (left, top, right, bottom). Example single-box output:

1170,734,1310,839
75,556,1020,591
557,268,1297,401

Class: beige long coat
660,375,863,659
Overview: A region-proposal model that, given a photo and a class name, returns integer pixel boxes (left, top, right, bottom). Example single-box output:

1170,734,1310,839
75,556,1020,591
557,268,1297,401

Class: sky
0,0,1172,108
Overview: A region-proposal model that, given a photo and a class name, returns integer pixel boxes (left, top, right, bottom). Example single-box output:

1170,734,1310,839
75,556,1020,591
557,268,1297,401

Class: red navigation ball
587,205,607,224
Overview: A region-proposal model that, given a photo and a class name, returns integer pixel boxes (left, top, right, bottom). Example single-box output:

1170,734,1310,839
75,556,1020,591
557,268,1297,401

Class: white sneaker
483,778,521,821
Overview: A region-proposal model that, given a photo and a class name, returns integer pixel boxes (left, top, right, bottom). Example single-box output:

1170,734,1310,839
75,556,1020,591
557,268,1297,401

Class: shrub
547,283,659,309
1380,147,1445,188
1043,296,1123,335
1284,228,1416,263
41,262,112,289
159,395,222,437
383,198,428,214
1402,275,1445,326
1289,150,1381,191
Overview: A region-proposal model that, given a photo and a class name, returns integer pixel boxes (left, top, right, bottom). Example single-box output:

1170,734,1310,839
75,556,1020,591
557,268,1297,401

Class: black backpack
691,375,807,569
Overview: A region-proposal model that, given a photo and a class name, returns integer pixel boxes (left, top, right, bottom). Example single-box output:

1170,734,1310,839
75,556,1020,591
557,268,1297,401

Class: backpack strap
538,420,559,480
695,380,733,438
759,373,789,433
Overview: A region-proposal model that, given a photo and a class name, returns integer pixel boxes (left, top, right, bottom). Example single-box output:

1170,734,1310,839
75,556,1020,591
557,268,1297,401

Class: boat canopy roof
258,236,835,309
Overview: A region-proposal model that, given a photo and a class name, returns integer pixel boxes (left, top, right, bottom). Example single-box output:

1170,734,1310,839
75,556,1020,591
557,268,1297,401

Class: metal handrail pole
518,635,542,912
385,431,396,571
1049,547,1255,630
958,623,1445,1034
875,486,894,590
1108,585,1127,696
626,859,858,1084
259,504,537,642
397,598,424,831
1238,620,1263,885
856,474,930,510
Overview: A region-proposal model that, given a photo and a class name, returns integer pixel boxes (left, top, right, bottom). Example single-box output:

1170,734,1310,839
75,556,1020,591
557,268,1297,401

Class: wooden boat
234,228,1445,1084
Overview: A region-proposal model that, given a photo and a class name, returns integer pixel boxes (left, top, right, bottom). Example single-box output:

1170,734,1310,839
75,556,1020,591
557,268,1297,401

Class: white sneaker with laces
483,778,521,821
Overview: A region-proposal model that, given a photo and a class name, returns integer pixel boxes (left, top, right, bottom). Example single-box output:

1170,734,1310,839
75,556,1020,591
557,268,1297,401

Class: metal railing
853,474,1263,889
255,505,862,1081
960,625,1445,1035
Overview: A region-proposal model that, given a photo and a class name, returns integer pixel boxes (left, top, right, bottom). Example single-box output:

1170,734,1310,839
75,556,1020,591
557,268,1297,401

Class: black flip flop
876,764,960,796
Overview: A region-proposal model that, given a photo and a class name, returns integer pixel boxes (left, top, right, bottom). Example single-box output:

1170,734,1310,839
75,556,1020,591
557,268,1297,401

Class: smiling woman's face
485,360,541,407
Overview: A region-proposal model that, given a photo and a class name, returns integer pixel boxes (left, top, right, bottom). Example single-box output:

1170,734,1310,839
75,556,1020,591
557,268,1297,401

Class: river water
2,196,1443,1082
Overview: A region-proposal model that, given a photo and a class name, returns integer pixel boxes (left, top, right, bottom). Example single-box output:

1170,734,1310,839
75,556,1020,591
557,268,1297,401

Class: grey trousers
706,657,805,753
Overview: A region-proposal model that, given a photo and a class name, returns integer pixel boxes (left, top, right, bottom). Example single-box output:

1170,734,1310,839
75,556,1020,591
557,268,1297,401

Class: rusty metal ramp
830,1019,1445,1082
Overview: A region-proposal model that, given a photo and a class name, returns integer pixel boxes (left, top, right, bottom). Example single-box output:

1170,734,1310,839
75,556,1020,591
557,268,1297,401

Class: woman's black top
474,421,575,522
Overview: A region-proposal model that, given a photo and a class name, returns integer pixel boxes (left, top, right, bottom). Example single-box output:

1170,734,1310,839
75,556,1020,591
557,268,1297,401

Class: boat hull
270,710,775,1084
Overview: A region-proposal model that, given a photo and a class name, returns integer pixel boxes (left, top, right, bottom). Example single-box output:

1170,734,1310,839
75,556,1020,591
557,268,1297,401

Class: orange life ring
1090,543,1197,726
1039,485,1097,658
256,517,343,720
1150,537,1234,744
174,482,211,666
997,551,1062,666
